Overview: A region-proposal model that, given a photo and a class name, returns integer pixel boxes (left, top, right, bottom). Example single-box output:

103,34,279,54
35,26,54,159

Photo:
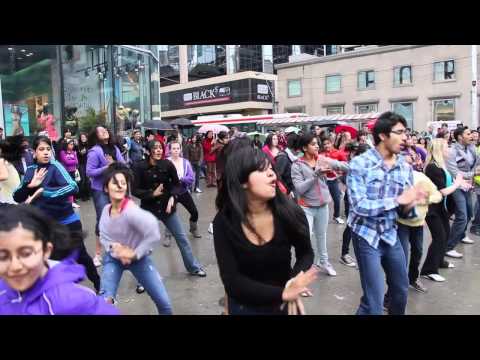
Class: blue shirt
347,148,415,249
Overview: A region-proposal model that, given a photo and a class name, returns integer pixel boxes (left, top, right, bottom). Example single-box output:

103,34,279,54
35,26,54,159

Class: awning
256,112,382,125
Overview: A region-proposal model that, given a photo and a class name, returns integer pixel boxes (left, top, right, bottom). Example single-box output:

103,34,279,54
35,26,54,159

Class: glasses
390,129,407,135
0,246,43,272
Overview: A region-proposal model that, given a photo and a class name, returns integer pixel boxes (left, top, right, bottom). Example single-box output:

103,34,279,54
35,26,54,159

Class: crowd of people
1,114,480,315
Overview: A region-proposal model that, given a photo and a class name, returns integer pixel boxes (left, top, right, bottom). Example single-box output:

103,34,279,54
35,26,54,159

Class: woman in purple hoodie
59,139,80,208
0,204,118,315
86,126,125,267
167,141,201,238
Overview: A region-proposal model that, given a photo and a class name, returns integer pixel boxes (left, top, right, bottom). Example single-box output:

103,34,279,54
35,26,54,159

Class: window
325,74,341,93
358,70,375,89
392,102,414,129
187,45,226,81
394,65,412,86
326,105,344,115
285,105,306,113
434,60,455,81
433,99,455,122
288,79,302,97
356,103,378,113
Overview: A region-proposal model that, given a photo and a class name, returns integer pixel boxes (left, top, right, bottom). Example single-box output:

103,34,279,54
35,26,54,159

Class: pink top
38,113,59,141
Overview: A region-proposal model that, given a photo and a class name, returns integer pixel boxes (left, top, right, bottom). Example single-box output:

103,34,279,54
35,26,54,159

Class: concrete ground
78,185,480,315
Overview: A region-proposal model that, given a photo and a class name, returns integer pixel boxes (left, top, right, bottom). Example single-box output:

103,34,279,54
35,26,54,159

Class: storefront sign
161,78,273,112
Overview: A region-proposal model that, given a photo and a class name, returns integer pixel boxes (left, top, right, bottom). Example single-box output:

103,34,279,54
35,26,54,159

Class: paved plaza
78,186,480,315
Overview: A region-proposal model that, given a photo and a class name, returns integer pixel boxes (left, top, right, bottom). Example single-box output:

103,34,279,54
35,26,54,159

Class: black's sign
161,78,273,112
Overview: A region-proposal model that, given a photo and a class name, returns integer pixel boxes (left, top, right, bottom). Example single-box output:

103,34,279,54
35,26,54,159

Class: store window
61,45,113,136
432,99,455,122
394,65,412,86
358,70,375,90
325,74,341,93
326,105,344,115
356,103,378,114
392,102,414,129
288,79,302,97
0,45,61,139
434,60,455,81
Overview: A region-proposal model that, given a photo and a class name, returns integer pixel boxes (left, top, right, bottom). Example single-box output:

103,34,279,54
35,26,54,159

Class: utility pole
472,45,478,129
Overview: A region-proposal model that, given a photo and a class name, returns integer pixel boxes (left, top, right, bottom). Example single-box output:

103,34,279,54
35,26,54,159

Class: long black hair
216,147,308,244
102,163,133,196
0,204,78,254
88,126,117,160
0,135,24,163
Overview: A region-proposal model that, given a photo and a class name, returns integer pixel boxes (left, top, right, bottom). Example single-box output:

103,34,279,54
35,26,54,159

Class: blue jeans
397,223,423,284
326,179,342,219
100,252,173,315
470,194,480,231
92,189,110,236
447,189,473,251
162,212,202,273
352,232,408,315
301,205,329,265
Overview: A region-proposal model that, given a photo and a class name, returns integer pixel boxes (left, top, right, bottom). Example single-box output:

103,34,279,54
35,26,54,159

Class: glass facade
158,45,180,87
0,45,159,139
187,45,226,81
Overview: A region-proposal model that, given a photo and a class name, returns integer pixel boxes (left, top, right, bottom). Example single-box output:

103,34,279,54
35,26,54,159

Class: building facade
158,45,338,120
276,45,480,131
0,45,160,139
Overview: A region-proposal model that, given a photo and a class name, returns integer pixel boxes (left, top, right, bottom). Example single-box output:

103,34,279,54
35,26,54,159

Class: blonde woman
420,138,470,282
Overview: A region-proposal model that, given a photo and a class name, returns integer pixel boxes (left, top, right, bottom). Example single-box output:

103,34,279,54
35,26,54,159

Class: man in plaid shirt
347,112,427,315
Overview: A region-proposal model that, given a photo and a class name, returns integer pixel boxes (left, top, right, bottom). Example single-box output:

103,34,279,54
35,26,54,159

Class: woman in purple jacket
167,141,201,238
86,126,125,267
59,139,80,208
0,204,118,315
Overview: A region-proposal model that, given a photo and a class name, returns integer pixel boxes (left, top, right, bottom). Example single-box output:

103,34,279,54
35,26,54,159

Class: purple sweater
59,150,78,173
167,157,194,194
0,259,119,315
86,145,125,191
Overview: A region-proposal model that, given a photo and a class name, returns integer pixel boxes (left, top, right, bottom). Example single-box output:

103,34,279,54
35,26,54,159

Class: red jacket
202,138,216,163
319,149,347,179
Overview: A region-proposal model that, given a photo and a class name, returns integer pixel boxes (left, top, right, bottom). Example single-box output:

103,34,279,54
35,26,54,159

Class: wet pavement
77,185,480,315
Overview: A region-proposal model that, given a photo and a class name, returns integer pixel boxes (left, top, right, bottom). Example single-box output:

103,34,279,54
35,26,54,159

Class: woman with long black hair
86,126,125,267
213,146,317,315
77,132,91,201
132,140,206,277
13,135,101,293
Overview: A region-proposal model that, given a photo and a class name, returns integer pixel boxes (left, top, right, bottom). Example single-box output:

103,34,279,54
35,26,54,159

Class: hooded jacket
0,259,119,315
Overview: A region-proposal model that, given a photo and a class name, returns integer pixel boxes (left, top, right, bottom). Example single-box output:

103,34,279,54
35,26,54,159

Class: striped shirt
347,148,415,249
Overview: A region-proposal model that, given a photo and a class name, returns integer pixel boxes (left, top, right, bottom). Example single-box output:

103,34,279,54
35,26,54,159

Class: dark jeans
397,223,423,284
352,232,408,315
421,215,450,276
51,220,101,292
447,189,472,251
191,162,201,190
342,192,351,256
470,193,480,232
327,179,342,219
78,162,91,200
92,189,110,236
176,191,199,223
228,297,287,315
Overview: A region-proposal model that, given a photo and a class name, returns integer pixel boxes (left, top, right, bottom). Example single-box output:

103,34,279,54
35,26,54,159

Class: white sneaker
445,250,463,258
422,274,446,282
334,217,345,224
461,236,475,244
93,254,102,267
208,223,214,234
195,188,203,193
72,202,80,209
340,254,357,267
317,262,337,276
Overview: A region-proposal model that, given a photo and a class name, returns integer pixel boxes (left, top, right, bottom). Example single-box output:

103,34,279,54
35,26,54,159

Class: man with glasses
347,111,427,315
446,126,478,257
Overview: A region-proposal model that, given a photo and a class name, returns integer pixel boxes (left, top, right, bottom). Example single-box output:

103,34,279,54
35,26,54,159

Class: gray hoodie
446,142,479,180
291,157,349,207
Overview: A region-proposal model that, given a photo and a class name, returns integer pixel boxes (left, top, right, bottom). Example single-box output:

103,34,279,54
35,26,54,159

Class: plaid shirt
347,148,415,249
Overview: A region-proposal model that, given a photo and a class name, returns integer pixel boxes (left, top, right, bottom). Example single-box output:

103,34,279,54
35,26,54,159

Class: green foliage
78,108,107,134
